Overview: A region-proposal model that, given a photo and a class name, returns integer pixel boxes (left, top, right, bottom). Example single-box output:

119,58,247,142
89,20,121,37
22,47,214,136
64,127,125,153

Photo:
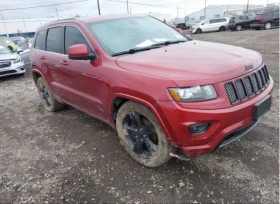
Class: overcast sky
0,0,278,19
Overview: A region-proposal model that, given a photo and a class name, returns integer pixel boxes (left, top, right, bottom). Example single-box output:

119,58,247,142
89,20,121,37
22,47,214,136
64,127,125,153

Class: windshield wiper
112,46,160,57
151,40,187,47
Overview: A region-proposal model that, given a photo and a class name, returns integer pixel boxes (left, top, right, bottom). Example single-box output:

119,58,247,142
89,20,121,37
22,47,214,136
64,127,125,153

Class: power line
0,0,89,11
107,0,190,10
0,0,77,7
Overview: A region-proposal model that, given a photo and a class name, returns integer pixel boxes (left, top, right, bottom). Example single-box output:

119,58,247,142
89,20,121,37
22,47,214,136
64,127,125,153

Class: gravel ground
0,29,279,203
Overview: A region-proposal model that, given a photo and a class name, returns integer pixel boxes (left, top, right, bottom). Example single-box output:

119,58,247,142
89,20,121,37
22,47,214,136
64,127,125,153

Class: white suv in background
190,17,229,34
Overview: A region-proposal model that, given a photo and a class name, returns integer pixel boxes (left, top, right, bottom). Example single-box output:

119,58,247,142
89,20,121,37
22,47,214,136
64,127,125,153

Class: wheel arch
111,94,175,144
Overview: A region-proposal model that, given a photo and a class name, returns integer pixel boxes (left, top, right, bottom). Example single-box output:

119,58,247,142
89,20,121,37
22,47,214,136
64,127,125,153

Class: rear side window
64,26,94,55
46,27,63,54
34,30,47,50
218,18,227,22
273,10,279,17
210,19,218,24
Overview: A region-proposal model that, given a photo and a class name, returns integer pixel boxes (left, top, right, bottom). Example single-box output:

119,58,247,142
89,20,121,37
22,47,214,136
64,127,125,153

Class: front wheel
195,28,202,34
116,101,175,167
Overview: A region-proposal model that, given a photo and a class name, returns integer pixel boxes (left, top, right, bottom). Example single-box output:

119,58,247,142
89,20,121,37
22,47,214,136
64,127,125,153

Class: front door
200,20,211,32
58,25,106,119
272,10,279,27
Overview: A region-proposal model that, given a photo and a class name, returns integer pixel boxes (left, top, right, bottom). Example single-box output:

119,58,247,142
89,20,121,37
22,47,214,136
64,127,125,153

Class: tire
219,26,226,31
36,77,64,112
116,101,176,168
230,28,235,31
235,25,242,31
264,22,272,30
195,28,202,34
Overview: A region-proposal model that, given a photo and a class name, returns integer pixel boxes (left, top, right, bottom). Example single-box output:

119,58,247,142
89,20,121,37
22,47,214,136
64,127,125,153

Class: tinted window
34,30,47,50
210,19,218,24
273,10,279,17
46,27,62,53
218,18,227,22
64,26,94,55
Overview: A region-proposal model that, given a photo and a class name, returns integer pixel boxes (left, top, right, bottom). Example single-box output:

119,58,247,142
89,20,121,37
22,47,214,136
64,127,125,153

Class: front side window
64,26,94,55
203,20,210,25
87,16,186,55
17,41,28,50
46,27,62,53
34,30,47,50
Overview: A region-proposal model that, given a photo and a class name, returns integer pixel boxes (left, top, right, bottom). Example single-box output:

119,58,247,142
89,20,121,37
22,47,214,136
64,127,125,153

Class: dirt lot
0,29,279,203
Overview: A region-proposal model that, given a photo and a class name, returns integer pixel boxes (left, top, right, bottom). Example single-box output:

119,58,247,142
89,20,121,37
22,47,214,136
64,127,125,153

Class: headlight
168,85,217,102
13,56,21,64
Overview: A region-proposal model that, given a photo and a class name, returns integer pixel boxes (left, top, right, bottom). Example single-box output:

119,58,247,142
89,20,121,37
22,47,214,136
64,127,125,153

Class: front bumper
0,62,25,78
157,78,273,158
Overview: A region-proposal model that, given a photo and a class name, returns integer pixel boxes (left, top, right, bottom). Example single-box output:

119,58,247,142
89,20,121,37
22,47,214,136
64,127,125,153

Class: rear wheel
264,22,272,30
36,77,64,112
219,26,226,31
235,25,242,31
195,28,202,34
116,101,175,167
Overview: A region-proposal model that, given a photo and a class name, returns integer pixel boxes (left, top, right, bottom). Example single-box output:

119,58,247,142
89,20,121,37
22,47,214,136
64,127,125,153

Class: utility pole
204,0,206,19
130,7,132,14
177,6,179,18
55,9,59,20
267,0,269,7
246,0,249,14
97,0,101,15
22,18,27,34
126,0,129,14
0,11,8,37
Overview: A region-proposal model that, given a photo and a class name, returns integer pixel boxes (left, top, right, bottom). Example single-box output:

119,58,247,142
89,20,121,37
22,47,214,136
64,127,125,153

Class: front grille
225,65,270,104
0,61,11,68
225,82,238,104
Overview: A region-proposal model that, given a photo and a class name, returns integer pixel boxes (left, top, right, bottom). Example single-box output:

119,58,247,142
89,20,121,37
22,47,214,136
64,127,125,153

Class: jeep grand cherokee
31,15,273,167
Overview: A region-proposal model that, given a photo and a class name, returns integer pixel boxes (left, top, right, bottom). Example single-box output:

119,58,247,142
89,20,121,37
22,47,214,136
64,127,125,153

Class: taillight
257,16,263,21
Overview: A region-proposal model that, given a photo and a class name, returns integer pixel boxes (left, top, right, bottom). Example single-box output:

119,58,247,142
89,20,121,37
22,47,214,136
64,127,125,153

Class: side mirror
17,49,23,54
201,23,204,25
68,44,97,61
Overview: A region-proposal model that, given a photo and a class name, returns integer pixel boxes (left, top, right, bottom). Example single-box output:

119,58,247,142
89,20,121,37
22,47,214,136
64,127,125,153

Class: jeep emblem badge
245,64,254,71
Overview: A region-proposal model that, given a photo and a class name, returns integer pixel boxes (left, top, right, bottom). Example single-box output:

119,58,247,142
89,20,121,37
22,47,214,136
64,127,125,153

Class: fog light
189,123,211,135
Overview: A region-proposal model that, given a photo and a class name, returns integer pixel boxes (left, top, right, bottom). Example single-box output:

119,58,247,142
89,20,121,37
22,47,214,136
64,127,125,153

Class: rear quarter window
34,30,47,50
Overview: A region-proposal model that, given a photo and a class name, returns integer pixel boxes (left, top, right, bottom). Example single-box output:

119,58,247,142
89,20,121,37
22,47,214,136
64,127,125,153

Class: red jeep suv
31,15,273,167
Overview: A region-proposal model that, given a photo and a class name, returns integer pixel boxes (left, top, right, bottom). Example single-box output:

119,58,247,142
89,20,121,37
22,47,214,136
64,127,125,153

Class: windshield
87,16,187,55
0,37,13,45
0,45,11,54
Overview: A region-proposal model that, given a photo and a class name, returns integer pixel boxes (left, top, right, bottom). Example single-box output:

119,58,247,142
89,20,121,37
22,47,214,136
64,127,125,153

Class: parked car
0,44,25,77
10,36,26,44
31,15,273,167
190,17,229,34
17,40,31,65
250,9,279,30
228,15,255,31
176,23,190,30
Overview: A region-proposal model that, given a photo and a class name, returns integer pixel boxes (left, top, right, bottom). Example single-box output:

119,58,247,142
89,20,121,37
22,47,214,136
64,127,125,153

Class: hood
116,41,263,87
0,53,18,61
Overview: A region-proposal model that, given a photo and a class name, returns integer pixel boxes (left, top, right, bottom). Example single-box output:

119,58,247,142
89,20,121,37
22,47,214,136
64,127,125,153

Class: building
185,3,280,25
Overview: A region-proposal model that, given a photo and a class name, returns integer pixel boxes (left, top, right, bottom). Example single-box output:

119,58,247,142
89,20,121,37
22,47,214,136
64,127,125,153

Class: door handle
40,56,46,60
60,61,68,65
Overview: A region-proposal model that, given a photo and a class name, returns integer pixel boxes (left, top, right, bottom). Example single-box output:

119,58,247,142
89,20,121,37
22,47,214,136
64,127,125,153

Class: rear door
210,19,219,31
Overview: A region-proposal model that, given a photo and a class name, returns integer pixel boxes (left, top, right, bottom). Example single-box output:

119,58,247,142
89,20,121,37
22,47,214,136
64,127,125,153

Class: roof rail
53,17,76,22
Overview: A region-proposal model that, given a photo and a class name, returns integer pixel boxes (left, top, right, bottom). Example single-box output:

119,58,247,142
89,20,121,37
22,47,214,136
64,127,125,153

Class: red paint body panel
31,15,274,158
